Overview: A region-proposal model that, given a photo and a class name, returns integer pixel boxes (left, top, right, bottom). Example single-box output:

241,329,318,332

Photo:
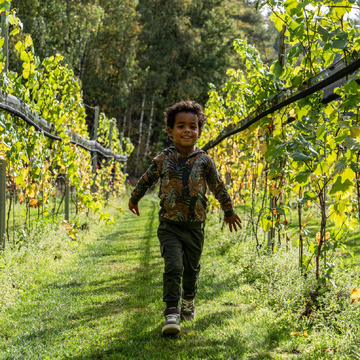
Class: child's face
167,112,201,153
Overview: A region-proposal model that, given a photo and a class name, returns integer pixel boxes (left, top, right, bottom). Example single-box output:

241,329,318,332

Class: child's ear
167,127,173,138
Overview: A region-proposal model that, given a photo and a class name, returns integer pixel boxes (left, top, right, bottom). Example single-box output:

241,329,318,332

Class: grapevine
200,0,360,282
0,1,133,239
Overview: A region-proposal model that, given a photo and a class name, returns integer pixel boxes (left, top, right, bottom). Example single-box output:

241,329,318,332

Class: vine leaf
291,149,312,161
351,288,360,303
329,176,353,195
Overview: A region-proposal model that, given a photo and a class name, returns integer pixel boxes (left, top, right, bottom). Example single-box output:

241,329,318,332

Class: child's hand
129,199,140,216
224,213,242,232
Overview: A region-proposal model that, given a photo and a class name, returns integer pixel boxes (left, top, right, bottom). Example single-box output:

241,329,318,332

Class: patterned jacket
130,146,234,224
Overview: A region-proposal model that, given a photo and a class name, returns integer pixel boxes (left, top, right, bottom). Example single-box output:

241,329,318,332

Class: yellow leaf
26,184,37,198
351,288,360,301
289,109,296,118
62,220,72,230
290,332,299,336
259,143,267,154
270,187,281,197
29,199,39,208
350,126,360,138
24,35,33,49
0,141,10,152
19,193,25,204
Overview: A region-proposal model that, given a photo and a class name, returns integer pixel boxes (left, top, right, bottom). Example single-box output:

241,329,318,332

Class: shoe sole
162,323,180,335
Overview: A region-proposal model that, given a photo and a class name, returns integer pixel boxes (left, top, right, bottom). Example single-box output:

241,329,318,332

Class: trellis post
64,181,70,221
106,120,114,198
1,11,9,73
109,120,114,150
91,106,100,193
0,158,6,249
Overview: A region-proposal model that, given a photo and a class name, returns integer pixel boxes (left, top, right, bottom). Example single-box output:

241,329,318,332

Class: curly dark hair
165,100,207,129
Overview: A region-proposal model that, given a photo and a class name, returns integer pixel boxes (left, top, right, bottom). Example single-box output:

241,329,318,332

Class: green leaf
329,175,353,195
284,0,299,15
343,136,360,150
9,28,20,36
271,61,283,78
270,11,288,32
350,161,360,172
15,40,25,53
24,35,33,49
332,33,348,49
20,50,30,63
317,25,331,41
291,149,312,162
0,0,10,13
295,172,310,184
288,45,302,61
333,159,347,175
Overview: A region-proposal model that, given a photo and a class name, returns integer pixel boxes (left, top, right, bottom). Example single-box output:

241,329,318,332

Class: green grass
0,195,359,359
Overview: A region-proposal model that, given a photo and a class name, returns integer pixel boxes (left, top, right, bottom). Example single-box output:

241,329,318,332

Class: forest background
1,1,360,357
10,0,278,177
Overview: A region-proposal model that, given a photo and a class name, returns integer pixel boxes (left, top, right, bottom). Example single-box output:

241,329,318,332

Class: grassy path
0,196,359,359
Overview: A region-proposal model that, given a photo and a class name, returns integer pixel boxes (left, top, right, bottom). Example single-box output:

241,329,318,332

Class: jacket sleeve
206,157,235,217
130,158,161,205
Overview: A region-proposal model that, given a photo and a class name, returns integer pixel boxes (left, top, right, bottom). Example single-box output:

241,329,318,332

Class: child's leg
157,222,184,308
182,227,204,296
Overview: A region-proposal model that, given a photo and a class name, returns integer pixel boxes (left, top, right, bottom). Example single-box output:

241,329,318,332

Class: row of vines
0,0,133,244
201,0,360,283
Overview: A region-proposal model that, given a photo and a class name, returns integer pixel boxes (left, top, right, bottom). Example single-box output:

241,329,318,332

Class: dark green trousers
157,221,205,307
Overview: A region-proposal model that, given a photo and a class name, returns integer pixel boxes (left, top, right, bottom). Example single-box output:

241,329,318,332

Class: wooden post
1,12,9,73
267,196,275,252
0,158,6,249
64,181,70,221
106,120,115,198
91,106,100,193
108,120,114,151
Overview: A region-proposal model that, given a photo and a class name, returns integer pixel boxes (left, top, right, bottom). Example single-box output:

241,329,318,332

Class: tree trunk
120,112,127,148
135,92,146,176
127,104,133,139
145,93,155,155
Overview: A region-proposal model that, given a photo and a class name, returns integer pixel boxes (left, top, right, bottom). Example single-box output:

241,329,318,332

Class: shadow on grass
7,199,290,360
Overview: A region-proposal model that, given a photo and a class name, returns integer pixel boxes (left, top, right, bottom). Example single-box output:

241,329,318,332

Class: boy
129,100,241,335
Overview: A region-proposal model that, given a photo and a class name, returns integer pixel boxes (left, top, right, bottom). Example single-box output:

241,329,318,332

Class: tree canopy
9,0,276,175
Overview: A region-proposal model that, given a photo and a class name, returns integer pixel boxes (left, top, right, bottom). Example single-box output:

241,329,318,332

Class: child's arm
129,157,161,216
224,213,242,232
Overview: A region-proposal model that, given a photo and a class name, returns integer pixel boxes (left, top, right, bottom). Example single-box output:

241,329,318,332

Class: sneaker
162,307,180,335
180,292,195,321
